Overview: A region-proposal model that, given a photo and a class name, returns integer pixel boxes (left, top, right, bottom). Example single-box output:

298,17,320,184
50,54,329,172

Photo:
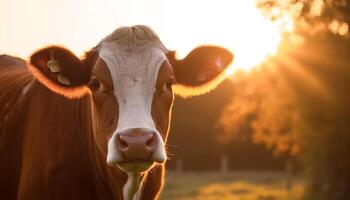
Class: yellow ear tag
57,73,71,86
47,50,61,73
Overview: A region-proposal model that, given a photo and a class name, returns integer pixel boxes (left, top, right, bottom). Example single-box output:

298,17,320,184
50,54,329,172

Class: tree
168,79,287,171
285,34,350,200
257,0,349,36
217,65,300,157
257,1,350,199
219,2,350,199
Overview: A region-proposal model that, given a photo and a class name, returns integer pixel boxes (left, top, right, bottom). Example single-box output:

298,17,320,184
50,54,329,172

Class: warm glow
0,0,290,74
162,0,286,74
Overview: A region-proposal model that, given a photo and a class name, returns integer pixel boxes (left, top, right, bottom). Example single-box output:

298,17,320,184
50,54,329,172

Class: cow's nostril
117,135,128,150
145,133,155,150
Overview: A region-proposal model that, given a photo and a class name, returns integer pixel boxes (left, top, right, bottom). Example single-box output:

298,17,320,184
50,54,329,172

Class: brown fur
0,55,33,200
0,55,163,200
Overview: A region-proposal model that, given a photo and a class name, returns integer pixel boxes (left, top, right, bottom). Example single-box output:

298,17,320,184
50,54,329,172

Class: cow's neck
123,173,146,200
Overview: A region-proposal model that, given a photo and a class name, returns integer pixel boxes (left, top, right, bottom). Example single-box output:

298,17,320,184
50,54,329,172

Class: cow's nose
116,128,156,161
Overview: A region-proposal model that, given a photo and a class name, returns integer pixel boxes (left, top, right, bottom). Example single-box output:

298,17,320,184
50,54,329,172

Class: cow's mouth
117,160,154,172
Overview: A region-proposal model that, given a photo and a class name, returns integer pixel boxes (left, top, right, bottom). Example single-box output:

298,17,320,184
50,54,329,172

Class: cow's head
29,25,233,173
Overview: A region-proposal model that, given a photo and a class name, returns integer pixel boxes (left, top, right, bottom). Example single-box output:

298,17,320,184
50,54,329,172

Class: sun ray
275,53,330,99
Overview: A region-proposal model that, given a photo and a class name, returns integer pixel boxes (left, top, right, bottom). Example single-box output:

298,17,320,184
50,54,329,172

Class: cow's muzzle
107,128,165,172
117,128,156,161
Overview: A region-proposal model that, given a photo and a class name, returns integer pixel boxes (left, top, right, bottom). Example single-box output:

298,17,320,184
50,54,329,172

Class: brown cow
0,25,233,200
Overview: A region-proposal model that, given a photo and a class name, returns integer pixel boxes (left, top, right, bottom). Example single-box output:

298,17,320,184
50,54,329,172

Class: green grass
160,171,303,200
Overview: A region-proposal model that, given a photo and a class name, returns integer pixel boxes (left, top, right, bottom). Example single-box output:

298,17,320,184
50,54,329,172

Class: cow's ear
29,46,92,99
167,46,233,98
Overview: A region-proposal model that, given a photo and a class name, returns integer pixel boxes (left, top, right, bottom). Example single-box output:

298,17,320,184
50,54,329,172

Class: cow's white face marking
98,42,167,166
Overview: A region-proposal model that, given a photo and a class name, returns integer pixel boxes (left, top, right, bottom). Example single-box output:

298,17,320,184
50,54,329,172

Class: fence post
176,157,183,173
220,154,228,173
286,159,293,200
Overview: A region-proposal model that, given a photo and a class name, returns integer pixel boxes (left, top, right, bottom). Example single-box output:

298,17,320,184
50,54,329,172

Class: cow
0,25,233,200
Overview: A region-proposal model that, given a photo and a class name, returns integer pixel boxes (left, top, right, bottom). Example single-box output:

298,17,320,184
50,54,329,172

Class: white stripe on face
98,42,167,165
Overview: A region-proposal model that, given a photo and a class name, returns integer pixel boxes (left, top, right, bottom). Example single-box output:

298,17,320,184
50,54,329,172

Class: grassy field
160,171,304,200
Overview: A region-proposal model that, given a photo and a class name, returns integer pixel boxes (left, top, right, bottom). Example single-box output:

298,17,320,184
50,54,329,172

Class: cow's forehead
98,42,167,91
96,25,168,89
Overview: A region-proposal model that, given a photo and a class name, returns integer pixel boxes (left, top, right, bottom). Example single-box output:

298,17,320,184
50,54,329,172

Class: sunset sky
0,0,288,72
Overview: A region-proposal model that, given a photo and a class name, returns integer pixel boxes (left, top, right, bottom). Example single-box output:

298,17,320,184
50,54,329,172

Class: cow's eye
162,78,175,92
89,78,101,92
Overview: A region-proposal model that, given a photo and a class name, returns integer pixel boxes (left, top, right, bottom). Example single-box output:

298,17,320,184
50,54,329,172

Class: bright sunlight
161,0,288,74
0,0,291,74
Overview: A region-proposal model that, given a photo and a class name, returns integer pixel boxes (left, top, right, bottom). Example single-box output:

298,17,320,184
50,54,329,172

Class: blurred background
1,0,349,199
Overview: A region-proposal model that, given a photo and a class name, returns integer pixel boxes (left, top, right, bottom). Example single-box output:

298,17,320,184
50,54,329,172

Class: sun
161,0,289,74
